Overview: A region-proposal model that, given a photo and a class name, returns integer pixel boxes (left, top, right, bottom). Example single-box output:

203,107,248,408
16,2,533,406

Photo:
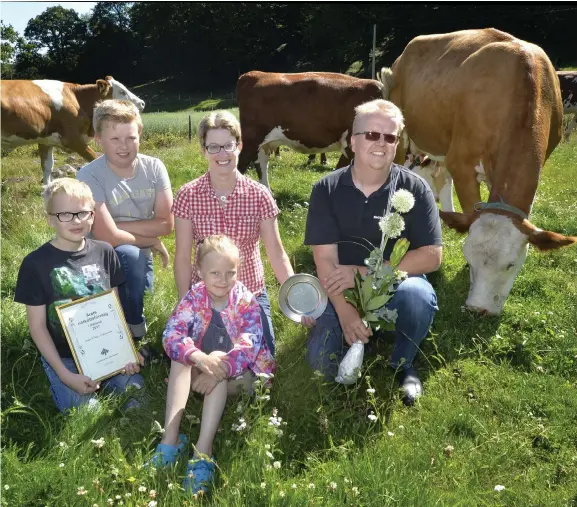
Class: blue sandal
145,434,188,468
183,456,216,496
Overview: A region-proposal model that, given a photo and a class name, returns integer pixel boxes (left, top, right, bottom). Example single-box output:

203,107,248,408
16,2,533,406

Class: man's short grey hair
353,99,405,132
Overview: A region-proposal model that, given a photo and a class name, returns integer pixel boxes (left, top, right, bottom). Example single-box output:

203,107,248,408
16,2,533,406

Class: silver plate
278,274,328,322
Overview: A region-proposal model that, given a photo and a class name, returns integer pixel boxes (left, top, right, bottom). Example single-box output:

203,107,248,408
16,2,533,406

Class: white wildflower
352,486,360,496
59,441,68,449
236,404,244,413
344,478,350,484
494,485,505,492
115,496,121,500
124,493,132,498
291,483,297,489
232,417,247,432
167,482,174,490
77,486,87,496
279,490,286,497
387,431,394,437
260,482,266,489
91,437,105,448
265,464,272,471
391,189,415,213
329,481,337,491
273,461,281,469
366,388,376,394
107,500,114,506
148,502,158,507
59,463,65,468
3,485,9,490
308,483,315,489
266,451,274,459
268,416,282,427
152,420,165,434
264,444,271,450
259,395,271,401
138,485,147,492
368,412,378,422
378,212,405,238
149,490,157,499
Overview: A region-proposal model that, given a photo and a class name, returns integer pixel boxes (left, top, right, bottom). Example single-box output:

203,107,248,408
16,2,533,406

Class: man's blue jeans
307,275,438,380
115,245,154,339
255,289,276,356
41,356,145,412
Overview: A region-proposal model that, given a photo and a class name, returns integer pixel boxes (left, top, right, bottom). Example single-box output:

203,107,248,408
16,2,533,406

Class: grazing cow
1,76,145,185
557,70,577,139
380,28,576,315
237,71,384,188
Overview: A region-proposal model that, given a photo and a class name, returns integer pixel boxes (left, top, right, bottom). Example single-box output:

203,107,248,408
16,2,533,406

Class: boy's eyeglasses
50,211,94,222
205,141,238,154
353,131,400,144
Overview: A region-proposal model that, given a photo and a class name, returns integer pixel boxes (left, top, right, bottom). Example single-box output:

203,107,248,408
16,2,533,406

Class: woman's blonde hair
93,99,143,134
42,178,95,213
352,99,405,133
197,234,240,267
197,110,242,149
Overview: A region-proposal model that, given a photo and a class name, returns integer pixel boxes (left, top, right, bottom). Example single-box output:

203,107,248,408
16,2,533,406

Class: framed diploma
55,289,139,383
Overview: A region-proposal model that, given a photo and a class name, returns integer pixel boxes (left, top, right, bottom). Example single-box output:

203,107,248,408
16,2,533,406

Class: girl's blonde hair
197,234,240,267
42,178,95,213
197,110,242,149
93,99,143,134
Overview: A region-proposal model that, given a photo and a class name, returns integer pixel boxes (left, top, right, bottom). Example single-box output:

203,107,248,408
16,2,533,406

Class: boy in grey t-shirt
77,100,174,351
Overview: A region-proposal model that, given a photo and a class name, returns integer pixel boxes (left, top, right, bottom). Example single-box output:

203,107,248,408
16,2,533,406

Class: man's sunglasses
353,131,400,144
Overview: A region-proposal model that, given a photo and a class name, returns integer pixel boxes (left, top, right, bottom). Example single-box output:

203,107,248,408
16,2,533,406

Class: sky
1,1,98,35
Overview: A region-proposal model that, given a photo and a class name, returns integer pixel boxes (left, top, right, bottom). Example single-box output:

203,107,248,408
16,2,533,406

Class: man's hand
336,304,372,346
152,239,170,268
323,265,357,296
122,353,145,375
194,353,228,381
191,372,219,395
62,371,100,395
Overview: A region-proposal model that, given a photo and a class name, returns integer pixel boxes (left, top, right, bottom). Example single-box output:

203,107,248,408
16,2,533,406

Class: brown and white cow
1,76,145,185
380,28,576,315
237,71,384,188
557,70,577,140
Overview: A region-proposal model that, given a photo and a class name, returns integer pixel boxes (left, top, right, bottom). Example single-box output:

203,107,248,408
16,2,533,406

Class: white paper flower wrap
335,341,365,385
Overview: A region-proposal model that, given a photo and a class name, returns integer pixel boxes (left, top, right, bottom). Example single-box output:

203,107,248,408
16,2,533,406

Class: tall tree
1,22,19,78
24,6,88,79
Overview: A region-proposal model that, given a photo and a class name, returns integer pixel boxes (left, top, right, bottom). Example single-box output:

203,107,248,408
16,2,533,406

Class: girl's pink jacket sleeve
162,292,199,366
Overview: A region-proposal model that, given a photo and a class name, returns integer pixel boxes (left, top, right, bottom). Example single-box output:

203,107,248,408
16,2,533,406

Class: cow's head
96,76,145,111
440,211,577,315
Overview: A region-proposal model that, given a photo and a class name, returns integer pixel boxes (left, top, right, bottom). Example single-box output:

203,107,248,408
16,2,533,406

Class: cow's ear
439,211,477,233
97,79,111,95
528,229,577,251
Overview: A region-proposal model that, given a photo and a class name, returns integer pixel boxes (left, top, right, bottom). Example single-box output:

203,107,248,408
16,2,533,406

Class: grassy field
1,118,577,506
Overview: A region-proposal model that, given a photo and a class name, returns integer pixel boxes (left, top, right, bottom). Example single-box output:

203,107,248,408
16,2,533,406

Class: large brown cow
557,70,577,139
1,76,145,185
380,28,576,315
237,71,384,188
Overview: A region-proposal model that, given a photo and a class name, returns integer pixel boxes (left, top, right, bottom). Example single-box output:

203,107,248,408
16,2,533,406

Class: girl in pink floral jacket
151,235,275,496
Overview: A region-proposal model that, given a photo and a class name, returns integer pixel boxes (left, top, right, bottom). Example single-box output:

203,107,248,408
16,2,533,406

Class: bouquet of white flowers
336,188,415,384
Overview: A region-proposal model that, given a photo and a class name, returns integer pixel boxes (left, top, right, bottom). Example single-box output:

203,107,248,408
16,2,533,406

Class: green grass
1,128,577,506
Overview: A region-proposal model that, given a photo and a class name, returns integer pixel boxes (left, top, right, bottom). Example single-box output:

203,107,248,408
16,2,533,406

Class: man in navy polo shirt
304,99,442,405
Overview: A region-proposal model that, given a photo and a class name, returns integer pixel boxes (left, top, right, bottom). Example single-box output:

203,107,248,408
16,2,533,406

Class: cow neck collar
474,196,528,220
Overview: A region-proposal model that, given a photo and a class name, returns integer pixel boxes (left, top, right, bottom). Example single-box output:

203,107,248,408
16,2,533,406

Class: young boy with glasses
14,178,145,412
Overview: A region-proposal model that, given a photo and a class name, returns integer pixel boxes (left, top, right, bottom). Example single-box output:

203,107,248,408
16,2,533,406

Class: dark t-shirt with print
14,239,125,357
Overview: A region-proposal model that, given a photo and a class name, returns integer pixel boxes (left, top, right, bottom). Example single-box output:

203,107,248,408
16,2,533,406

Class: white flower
148,502,157,507
329,482,337,491
3,485,9,490
260,482,266,489
387,431,394,437
232,417,247,432
366,388,376,394
124,493,132,498
291,483,297,489
378,212,405,238
59,463,65,468
91,437,105,448
107,500,114,506
149,489,157,499
308,483,315,489
138,485,147,492
259,395,271,401
391,189,415,213
273,461,281,469
59,441,68,449
368,412,378,422
494,485,505,492
167,482,174,490
266,451,274,459
264,444,271,450
352,486,360,496
152,420,165,434
77,487,87,496
279,490,286,497
268,416,282,427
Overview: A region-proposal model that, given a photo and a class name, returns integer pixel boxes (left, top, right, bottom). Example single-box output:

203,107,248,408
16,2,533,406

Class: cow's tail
377,67,394,100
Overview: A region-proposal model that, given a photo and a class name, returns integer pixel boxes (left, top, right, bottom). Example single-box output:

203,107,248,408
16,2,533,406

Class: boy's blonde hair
197,234,240,267
197,110,242,149
352,99,405,133
93,99,143,135
42,178,95,213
